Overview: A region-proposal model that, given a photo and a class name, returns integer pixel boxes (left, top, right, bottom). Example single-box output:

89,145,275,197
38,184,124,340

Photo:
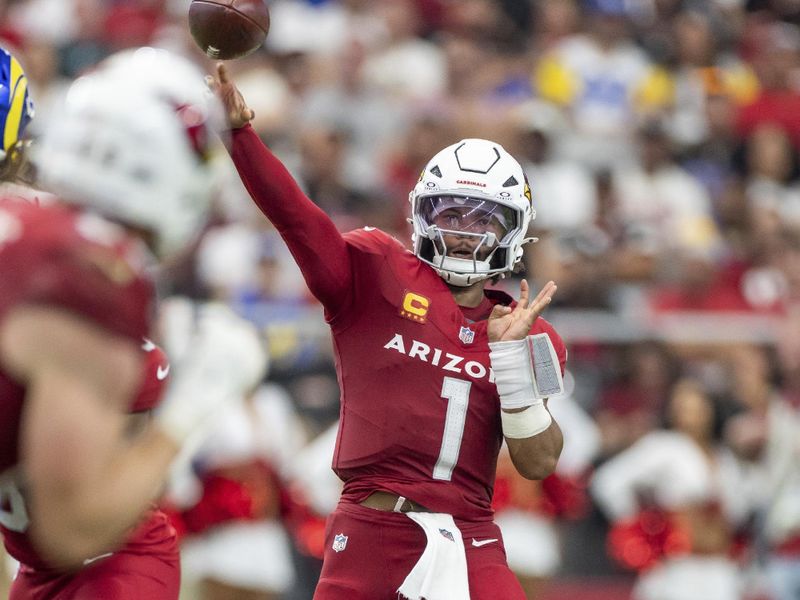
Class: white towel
397,512,471,600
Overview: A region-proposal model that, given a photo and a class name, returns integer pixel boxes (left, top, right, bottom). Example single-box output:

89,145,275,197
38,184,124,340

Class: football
188,0,270,61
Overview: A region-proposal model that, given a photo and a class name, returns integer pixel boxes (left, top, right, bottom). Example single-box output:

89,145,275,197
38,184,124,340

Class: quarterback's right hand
206,62,254,130
155,301,268,446
487,279,557,343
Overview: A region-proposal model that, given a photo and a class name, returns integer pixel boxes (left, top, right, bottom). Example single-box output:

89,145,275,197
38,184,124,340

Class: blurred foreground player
0,50,265,600
0,43,35,600
211,63,566,600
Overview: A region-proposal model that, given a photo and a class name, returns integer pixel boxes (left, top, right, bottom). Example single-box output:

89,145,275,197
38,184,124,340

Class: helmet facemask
0,139,34,184
413,194,523,285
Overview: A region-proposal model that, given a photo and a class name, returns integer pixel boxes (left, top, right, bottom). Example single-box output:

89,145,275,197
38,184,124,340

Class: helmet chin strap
442,271,483,287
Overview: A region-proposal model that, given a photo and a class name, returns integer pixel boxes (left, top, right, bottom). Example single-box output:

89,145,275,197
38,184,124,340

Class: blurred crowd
2,0,800,598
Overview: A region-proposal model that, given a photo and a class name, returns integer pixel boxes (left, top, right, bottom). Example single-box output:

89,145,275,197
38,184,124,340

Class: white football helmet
409,138,536,287
35,49,221,257
97,47,223,135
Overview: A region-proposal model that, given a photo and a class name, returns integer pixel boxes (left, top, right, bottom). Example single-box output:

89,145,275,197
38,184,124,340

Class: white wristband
501,404,552,439
489,338,536,409
489,334,564,410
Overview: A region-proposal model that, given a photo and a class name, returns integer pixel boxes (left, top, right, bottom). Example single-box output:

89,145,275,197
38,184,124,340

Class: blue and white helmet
35,48,222,257
409,139,536,287
0,47,34,179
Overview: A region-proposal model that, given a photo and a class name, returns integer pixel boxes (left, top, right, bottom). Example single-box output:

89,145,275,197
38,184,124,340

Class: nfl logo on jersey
458,326,475,344
332,533,349,553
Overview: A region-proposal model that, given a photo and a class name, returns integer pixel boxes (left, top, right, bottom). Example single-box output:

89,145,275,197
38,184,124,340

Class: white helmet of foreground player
35,49,222,257
97,47,223,133
410,138,536,287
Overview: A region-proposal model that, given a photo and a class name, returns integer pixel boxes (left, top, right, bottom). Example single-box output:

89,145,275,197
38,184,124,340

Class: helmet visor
417,195,516,241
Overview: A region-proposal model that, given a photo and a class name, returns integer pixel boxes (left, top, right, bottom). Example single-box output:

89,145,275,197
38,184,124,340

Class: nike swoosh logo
156,364,170,380
83,552,113,565
363,226,376,231
471,538,498,548
141,338,156,352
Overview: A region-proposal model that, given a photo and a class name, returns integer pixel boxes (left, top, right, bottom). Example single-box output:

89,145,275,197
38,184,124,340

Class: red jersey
0,198,175,569
230,126,566,521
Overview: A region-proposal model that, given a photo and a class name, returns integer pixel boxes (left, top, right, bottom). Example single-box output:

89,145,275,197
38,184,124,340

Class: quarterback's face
434,208,504,260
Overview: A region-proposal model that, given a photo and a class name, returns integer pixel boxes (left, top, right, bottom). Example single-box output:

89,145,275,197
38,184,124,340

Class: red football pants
314,501,525,600
10,549,180,600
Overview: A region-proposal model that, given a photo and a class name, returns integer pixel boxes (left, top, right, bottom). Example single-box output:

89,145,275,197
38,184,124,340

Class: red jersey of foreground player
0,199,180,595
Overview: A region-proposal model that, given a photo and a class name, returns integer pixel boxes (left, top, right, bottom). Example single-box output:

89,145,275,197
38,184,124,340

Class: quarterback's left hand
487,279,557,343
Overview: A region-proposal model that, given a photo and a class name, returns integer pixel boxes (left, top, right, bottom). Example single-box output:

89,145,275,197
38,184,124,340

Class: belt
360,491,431,513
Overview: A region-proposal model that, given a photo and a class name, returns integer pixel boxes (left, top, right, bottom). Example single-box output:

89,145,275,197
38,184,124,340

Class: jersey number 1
433,377,472,481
